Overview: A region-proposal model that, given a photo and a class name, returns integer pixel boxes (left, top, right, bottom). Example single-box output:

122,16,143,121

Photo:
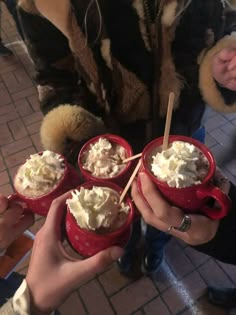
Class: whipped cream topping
15,150,65,197
82,138,127,178
151,141,209,188
67,186,130,232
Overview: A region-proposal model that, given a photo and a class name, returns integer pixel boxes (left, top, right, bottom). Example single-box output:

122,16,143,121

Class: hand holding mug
0,194,34,251
26,192,124,314
139,135,232,220
132,173,222,246
212,48,236,91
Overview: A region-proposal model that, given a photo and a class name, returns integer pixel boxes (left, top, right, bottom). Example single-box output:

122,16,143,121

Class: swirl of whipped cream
83,138,127,177
151,141,209,188
67,186,130,231
15,150,65,197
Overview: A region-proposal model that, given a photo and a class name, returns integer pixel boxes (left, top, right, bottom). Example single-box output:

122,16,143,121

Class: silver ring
174,215,191,232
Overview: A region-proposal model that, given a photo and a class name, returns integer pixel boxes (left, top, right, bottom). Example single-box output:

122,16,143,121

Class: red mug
65,180,135,257
10,151,81,216
139,135,231,220
78,134,134,188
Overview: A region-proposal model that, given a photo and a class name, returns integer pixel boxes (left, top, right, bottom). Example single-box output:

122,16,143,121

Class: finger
138,173,169,211
13,213,35,237
0,194,8,214
1,206,24,225
228,55,236,71
65,246,124,286
215,49,236,63
44,191,72,239
136,173,185,227
213,168,230,194
227,67,236,79
225,79,236,91
131,179,157,224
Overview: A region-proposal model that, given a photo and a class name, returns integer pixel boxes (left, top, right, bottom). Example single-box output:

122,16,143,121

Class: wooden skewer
119,159,142,204
162,92,175,151
123,153,142,163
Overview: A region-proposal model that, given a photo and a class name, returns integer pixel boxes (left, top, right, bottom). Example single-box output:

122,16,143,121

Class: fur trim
33,0,71,36
132,0,151,51
223,0,236,9
100,39,113,70
159,10,184,116
162,1,178,27
112,59,150,122
18,0,39,14
40,105,106,154
199,32,236,113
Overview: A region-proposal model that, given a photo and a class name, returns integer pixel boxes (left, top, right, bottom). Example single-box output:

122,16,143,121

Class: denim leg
124,218,142,253
0,273,24,306
145,225,171,258
192,126,206,143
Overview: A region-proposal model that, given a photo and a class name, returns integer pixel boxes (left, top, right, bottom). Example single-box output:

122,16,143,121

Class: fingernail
111,247,124,260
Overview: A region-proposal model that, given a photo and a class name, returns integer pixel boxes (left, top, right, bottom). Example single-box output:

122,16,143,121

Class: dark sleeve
192,183,236,265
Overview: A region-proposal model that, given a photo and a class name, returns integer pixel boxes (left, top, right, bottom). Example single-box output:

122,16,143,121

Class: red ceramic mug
139,135,231,220
65,180,135,257
78,134,134,188
9,151,81,216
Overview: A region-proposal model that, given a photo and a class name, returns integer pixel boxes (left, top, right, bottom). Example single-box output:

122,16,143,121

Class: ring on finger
166,215,191,233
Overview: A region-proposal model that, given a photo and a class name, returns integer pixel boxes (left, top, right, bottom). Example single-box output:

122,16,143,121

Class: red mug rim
78,134,134,181
13,151,69,200
142,135,216,190
66,180,134,239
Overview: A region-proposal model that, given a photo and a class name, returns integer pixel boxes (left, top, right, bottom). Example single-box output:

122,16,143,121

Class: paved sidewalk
1,4,236,315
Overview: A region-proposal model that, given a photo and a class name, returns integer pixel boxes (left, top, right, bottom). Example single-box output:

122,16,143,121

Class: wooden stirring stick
123,153,142,163
119,159,142,204
162,92,175,151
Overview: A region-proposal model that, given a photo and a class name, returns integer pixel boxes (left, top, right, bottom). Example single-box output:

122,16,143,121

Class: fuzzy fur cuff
199,32,236,113
40,105,106,154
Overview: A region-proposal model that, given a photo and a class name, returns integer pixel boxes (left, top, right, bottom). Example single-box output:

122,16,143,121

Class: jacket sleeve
0,280,55,315
0,300,15,315
192,183,236,265
198,3,236,114
17,5,106,156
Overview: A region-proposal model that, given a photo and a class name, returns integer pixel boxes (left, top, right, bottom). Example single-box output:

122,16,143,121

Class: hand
212,48,236,91
26,192,124,315
0,194,34,251
131,173,222,246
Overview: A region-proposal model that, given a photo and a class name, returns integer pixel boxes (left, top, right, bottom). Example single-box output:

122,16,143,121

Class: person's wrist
26,279,52,315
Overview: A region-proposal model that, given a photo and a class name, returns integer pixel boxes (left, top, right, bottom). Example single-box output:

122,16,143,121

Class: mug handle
8,193,32,214
196,185,232,220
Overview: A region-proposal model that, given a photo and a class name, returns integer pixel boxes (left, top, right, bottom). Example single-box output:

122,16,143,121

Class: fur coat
17,0,236,155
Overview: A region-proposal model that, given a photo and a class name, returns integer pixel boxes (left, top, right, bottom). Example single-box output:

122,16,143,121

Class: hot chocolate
14,150,65,197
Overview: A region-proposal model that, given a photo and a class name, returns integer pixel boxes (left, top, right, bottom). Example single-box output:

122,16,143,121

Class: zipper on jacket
142,0,166,139
142,0,165,50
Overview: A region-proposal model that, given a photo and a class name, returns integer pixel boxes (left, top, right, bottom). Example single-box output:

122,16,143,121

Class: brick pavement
1,4,236,315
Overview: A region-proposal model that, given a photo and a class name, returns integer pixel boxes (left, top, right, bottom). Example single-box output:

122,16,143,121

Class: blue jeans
0,273,24,306
125,126,206,260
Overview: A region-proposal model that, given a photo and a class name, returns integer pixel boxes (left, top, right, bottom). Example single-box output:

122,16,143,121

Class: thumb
68,246,124,285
